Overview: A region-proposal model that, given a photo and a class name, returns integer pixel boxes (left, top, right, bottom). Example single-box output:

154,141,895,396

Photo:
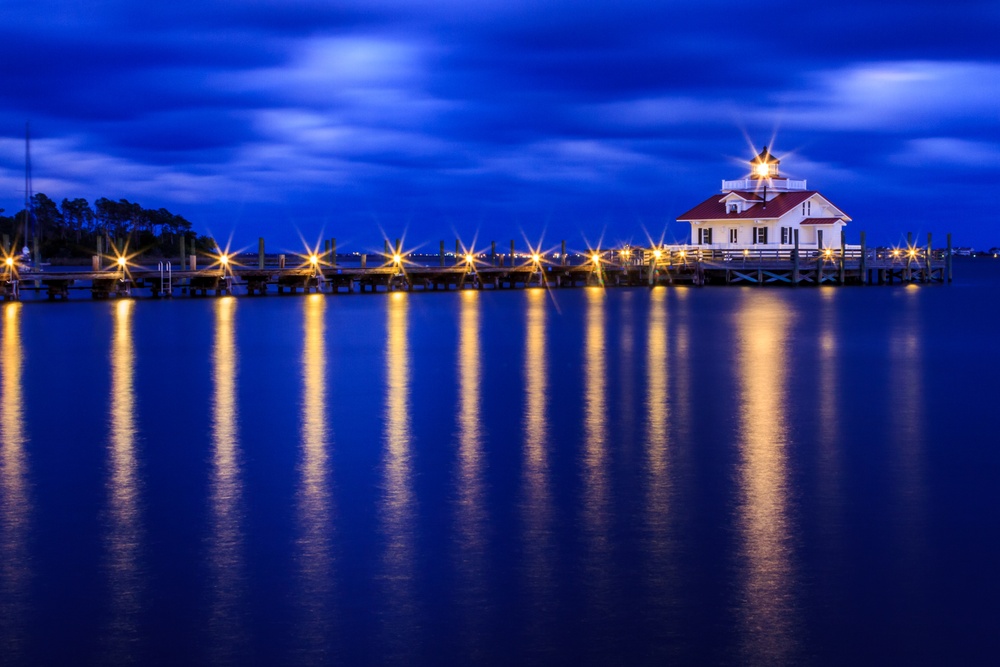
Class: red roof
678,191,816,221
728,192,763,201
800,217,842,225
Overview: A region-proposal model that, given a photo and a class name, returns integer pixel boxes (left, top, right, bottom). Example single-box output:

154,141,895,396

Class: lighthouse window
728,203,739,214
729,228,738,243
802,201,811,216
698,228,713,245
753,227,768,244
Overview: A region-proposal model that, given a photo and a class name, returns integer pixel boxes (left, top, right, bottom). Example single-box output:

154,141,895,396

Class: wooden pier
0,233,952,301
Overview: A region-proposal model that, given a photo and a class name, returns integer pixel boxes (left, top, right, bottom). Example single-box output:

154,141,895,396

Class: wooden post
906,231,913,281
33,236,40,270
792,229,800,285
384,239,390,261
491,241,496,266
331,238,337,267
361,254,367,269
839,230,846,284
440,240,445,267
561,240,566,266
258,237,265,269
946,233,953,283
278,254,285,269
190,254,197,271
859,231,867,284
510,240,516,268
925,232,932,283
178,236,185,271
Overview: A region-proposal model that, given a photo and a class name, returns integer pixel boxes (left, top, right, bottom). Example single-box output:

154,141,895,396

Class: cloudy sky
1,0,998,251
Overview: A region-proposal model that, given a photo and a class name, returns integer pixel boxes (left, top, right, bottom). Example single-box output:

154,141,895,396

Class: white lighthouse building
677,147,851,251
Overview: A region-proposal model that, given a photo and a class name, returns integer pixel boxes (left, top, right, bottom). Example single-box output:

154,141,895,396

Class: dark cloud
1,0,998,248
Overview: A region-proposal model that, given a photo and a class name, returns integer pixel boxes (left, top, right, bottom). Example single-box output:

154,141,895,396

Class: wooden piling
839,230,846,284
510,240,516,268
179,236,185,271
258,237,265,269
925,233,932,283
792,229,800,285
906,231,913,281
361,254,367,269
491,241,496,266
440,240,445,267
946,233,953,283
278,254,285,269
860,231,867,284
331,238,337,267
190,254,197,271
561,240,566,266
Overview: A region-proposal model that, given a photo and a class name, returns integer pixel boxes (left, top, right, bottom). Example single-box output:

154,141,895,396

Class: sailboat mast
23,121,33,253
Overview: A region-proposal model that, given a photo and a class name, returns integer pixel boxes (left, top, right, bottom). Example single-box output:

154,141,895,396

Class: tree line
0,193,214,258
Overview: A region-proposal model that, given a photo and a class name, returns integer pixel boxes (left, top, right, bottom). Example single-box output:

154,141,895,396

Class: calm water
2,260,999,665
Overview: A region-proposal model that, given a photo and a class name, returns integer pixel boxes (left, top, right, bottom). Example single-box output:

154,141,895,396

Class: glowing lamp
465,253,474,264
219,254,229,267
117,256,127,268
908,249,917,259
892,249,901,258
679,250,686,259
393,254,402,264
755,162,770,178
532,253,541,263
591,253,601,264
309,254,318,265
4,257,13,267
653,249,662,260
824,248,833,258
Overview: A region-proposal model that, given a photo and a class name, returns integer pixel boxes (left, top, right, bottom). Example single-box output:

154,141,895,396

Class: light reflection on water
208,296,246,662
455,290,489,659
521,289,554,654
296,295,335,663
105,299,142,663
380,292,416,662
0,303,29,661
644,287,675,635
735,293,799,664
817,290,843,550
582,288,611,632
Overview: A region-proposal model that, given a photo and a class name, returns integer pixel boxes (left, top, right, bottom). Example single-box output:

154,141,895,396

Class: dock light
743,248,749,257
620,249,631,258
532,253,541,263
824,248,833,258
4,257,13,267
908,248,917,259
591,253,601,264
220,254,229,267
892,249,901,258
465,253,474,264
393,253,402,264
653,249,663,260
679,250,686,259
117,256,127,268
309,254,318,266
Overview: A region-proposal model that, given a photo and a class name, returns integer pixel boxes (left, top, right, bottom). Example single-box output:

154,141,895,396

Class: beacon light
755,162,770,177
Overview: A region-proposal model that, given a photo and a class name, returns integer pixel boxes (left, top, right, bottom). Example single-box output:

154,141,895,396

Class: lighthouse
677,147,851,250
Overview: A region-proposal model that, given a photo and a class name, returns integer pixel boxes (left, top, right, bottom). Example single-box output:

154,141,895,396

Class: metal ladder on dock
157,261,173,297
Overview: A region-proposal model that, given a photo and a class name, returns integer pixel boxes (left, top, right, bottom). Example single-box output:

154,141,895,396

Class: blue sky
1,0,998,251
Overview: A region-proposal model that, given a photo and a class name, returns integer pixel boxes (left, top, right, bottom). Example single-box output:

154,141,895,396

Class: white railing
721,178,807,192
